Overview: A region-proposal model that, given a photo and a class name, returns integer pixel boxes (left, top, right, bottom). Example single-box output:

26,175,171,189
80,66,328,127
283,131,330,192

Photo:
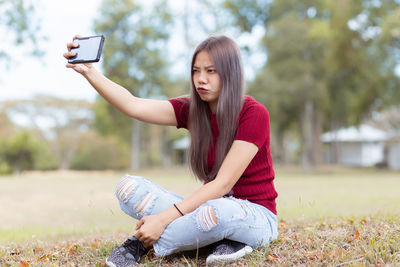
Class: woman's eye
192,69,199,73
208,69,216,73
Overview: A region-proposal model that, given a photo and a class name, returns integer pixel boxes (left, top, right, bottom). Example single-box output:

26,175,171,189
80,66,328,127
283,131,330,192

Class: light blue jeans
115,174,278,256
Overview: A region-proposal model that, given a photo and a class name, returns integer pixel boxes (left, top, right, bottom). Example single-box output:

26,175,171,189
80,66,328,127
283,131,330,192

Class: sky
0,0,266,103
0,0,105,101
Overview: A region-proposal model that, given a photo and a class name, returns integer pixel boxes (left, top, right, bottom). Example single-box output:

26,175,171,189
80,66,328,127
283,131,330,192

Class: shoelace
122,238,146,259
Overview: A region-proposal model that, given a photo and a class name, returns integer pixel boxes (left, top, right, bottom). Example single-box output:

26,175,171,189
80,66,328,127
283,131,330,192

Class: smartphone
68,35,105,64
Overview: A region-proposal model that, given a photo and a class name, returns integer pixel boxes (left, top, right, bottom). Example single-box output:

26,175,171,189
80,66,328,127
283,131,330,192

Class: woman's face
192,50,222,113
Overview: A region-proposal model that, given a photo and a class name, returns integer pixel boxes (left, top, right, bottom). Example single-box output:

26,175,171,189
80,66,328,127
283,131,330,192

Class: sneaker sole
206,245,253,265
105,257,117,267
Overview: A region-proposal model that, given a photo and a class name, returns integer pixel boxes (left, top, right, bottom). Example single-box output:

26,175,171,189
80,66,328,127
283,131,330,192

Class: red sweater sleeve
234,100,270,149
168,97,190,129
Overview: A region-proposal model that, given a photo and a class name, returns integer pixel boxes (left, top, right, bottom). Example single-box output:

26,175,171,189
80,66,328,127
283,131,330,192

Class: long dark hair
188,35,245,182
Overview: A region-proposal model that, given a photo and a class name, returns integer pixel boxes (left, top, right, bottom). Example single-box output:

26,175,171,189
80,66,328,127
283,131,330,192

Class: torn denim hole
232,201,250,220
196,206,218,232
115,175,131,195
134,193,157,216
116,176,138,203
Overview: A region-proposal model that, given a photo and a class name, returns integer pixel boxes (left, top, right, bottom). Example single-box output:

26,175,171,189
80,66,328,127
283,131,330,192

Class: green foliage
3,97,95,170
0,111,16,139
224,0,400,165
93,0,173,143
1,131,46,174
222,0,271,32
0,140,12,175
0,0,45,66
94,0,172,95
34,143,58,171
70,132,129,170
93,99,122,138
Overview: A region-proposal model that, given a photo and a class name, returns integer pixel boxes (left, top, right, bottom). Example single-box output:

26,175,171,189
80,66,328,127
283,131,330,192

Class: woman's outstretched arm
63,37,177,126
82,68,177,126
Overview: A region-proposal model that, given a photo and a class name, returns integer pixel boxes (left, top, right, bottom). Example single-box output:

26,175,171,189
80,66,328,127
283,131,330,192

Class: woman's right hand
63,35,94,76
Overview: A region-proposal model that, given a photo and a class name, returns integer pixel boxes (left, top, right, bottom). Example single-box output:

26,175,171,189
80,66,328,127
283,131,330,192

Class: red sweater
169,96,277,214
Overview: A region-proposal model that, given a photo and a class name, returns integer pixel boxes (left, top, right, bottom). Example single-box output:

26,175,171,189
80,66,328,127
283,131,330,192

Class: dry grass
1,215,399,266
1,166,400,266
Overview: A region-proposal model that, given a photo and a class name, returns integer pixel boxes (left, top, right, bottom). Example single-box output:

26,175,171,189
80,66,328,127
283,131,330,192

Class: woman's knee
115,175,161,218
115,174,143,203
196,205,219,232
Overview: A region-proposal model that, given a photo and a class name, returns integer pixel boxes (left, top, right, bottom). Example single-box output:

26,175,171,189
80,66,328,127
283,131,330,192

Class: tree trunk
272,129,285,164
312,111,323,165
330,120,340,164
160,127,171,167
131,119,141,171
301,100,314,171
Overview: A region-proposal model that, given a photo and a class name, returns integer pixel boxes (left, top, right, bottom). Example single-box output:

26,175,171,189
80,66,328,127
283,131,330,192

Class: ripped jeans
115,174,278,257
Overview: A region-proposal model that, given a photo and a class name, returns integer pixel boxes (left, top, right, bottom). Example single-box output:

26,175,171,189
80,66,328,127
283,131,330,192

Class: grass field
0,166,399,266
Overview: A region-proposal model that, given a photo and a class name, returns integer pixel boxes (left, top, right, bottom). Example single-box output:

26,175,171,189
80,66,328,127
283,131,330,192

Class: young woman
64,35,278,266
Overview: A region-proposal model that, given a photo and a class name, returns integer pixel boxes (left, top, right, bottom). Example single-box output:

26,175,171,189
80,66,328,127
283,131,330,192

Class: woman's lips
197,87,208,94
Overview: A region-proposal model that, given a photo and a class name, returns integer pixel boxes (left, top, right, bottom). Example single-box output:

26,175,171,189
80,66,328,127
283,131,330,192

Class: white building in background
172,125,400,170
321,125,387,167
172,136,189,164
386,133,400,171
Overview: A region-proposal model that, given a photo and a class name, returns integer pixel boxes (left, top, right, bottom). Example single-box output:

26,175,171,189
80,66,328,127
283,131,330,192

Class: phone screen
68,35,104,64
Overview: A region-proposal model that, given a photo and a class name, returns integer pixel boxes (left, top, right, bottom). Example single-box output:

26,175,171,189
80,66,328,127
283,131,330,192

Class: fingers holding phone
63,40,77,62
64,35,104,75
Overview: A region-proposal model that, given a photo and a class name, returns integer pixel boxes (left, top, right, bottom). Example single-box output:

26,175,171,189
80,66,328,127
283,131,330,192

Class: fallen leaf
267,254,278,261
90,240,101,248
33,247,44,254
68,244,79,254
279,222,288,229
327,251,336,258
37,254,50,262
305,250,319,256
355,230,360,239
20,261,29,267
305,250,322,260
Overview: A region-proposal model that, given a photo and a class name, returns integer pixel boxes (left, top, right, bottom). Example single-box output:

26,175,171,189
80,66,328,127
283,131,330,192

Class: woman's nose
198,72,207,84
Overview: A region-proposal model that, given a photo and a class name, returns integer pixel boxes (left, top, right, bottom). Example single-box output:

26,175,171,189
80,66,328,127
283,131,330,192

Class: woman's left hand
134,214,167,248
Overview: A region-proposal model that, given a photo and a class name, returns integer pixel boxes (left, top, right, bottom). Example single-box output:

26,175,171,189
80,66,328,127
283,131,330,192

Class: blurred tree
0,0,45,68
0,110,19,174
70,131,129,170
262,8,328,169
93,0,173,170
224,0,328,168
223,0,400,167
2,131,43,174
324,0,400,162
2,97,93,170
93,0,238,170
0,110,17,139
352,0,400,112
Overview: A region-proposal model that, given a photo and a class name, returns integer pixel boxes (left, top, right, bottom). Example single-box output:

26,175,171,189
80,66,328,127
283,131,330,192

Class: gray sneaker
106,236,148,267
206,239,253,265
